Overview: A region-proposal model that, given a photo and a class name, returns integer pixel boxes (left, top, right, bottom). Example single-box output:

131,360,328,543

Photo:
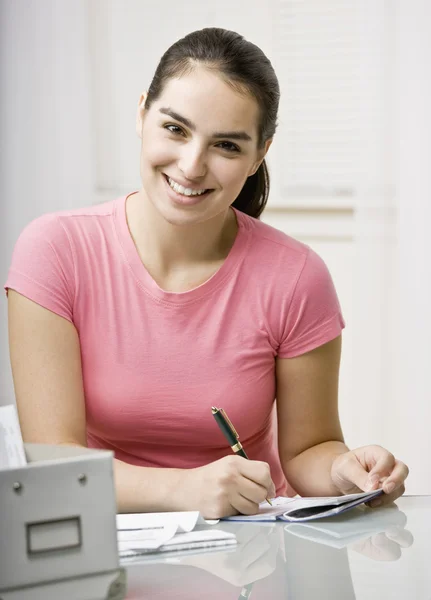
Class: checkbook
223,489,384,523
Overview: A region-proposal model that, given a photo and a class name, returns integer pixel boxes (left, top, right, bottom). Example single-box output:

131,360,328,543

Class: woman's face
137,67,270,226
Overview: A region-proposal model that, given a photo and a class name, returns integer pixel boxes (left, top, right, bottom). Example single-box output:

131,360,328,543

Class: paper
117,511,218,533
0,405,27,470
223,489,384,523
117,511,235,559
118,523,179,550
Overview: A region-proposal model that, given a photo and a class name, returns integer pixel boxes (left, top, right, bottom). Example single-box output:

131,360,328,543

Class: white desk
123,496,429,599
4,497,428,599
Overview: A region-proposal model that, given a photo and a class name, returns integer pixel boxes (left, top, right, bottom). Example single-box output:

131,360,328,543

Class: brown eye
164,124,184,136
216,141,240,153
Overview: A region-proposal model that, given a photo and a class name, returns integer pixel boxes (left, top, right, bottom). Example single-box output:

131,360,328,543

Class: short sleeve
277,248,345,358
4,214,75,322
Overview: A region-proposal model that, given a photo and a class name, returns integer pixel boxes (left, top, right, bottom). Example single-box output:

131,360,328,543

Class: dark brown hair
145,28,280,219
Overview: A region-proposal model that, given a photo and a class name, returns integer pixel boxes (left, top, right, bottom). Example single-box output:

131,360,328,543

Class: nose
178,142,207,180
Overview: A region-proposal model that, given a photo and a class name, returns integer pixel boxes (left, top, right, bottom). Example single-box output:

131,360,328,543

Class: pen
211,406,272,506
238,582,253,599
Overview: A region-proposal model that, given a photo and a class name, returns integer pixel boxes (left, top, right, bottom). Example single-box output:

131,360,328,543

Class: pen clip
220,408,239,440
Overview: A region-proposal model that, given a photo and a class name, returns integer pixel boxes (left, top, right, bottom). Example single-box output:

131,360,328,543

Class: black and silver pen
211,406,272,506
239,582,254,599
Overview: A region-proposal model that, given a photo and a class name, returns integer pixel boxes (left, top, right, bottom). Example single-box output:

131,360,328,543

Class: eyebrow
159,107,253,142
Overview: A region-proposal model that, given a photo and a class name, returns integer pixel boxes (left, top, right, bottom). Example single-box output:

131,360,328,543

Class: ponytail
232,160,270,219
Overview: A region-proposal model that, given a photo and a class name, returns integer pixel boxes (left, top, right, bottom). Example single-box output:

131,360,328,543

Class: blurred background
0,0,430,493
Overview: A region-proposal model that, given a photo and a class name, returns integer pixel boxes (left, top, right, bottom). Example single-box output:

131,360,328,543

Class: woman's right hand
179,455,276,519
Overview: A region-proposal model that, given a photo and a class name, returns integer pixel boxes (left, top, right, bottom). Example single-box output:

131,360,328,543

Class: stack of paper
224,490,384,523
0,405,27,469
117,511,237,560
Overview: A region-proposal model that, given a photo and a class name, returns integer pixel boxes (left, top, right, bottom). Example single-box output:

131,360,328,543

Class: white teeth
167,176,207,197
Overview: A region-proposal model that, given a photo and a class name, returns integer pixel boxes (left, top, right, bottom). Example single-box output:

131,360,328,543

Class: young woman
5,28,408,518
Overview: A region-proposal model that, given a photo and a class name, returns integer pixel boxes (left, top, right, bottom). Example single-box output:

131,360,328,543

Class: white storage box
0,443,119,596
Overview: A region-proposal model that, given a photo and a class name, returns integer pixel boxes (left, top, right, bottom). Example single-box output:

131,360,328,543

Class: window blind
269,0,360,207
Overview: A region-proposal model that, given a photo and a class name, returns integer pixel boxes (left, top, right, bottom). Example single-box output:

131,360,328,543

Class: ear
249,138,273,176
136,92,148,138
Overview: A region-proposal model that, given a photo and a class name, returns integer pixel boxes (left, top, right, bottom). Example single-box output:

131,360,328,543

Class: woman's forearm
282,440,349,497
114,458,188,513
56,442,188,512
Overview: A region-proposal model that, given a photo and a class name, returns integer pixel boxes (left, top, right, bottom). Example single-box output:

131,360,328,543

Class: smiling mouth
163,174,212,197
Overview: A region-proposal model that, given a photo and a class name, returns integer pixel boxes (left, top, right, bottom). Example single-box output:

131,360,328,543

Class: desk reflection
124,503,413,599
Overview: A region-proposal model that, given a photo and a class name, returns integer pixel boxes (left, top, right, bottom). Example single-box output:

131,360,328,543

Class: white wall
394,0,431,487
0,0,95,405
350,1,397,448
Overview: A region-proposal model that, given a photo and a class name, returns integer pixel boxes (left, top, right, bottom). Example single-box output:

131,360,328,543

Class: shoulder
236,209,339,305
9,198,119,281
236,209,327,283
235,214,345,357
5,199,120,320
37,198,116,233
15,199,117,251
238,210,310,259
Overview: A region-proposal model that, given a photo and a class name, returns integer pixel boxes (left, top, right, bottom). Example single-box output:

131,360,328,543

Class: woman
5,28,408,518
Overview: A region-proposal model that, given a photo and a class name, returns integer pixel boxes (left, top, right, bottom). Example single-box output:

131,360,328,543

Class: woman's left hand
330,445,409,507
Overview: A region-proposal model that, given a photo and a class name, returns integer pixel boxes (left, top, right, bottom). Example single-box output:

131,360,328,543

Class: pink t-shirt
5,195,345,496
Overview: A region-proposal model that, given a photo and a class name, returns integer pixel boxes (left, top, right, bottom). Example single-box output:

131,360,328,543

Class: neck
126,190,237,273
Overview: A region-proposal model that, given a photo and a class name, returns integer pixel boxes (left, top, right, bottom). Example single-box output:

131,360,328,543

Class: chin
156,204,210,227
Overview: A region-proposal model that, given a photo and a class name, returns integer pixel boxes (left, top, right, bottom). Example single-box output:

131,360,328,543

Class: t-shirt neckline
114,193,251,305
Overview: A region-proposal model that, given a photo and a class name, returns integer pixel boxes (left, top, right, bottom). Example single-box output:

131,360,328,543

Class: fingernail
371,498,383,508
385,482,396,494
366,475,379,491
